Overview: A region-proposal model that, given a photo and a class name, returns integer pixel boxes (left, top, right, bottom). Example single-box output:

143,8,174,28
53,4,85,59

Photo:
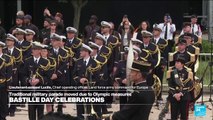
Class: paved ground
6,94,213,120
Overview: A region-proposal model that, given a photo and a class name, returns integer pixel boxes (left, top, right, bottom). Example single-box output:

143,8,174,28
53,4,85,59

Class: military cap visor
0,41,5,47
50,33,62,41
66,27,77,33
88,42,99,49
32,41,44,49
178,38,187,45
81,43,93,52
142,31,153,37
6,34,18,42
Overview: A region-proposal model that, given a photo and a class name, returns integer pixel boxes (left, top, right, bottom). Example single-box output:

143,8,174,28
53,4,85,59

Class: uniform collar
33,56,41,63
83,56,90,66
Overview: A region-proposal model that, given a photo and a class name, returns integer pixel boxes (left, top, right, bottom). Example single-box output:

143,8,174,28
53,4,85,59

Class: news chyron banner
7,85,148,105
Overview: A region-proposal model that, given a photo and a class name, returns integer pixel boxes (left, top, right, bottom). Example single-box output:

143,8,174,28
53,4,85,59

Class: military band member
14,28,32,59
152,24,168,101
141,30,160,68
0,41,13,120
23,41,50,120
4,34,23,116
169,39,195,72
48,33,69,113
65,27,82,59
101,21,119,75
73,43,102,119
106,61,155,120
94,33,111,59
167,56,194,120
25,29,36,43
41,45,56,113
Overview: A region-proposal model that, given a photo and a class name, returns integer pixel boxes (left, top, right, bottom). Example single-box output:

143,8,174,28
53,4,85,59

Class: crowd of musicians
0,9,203,120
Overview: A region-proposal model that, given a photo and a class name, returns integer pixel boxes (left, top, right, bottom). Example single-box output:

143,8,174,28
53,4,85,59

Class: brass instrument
152,74,161,97
82,65,100,120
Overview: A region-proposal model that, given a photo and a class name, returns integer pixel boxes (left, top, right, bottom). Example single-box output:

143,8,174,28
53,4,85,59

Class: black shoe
10,112,15,117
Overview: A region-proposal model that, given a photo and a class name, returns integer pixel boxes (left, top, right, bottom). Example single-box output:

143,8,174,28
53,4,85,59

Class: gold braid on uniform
65,46,75,57
39,61,50,71
58,49,69,62
21,44,32,51
100,46,112,59
108,35,119,49
12,48,22,63
185,52,195,67
158,40,168,52
87,60,101,73
49,57,57,70
4,54,14,67
72,38,82,49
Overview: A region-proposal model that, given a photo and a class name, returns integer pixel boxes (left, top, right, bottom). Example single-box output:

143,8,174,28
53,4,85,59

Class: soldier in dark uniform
60,35,75,86
152,24,168,101
49,33,69,113
3,34,23,116
25,29,36,43
0,41,13,120
101,21,120,105
41,44,56,113
106,61,155,120
14,28,32,59
169,39,195,71
65,27,82,59
73,43,102,120
23,41,50,120
94,33,111,60
167,56,194,120
141,31,160,68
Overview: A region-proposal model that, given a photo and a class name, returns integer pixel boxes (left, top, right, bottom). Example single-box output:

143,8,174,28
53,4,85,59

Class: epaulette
194,34,202,44
168,51,177,62
187,51,195,62
192,45,200,55
188,71,193,81
65,46,75,57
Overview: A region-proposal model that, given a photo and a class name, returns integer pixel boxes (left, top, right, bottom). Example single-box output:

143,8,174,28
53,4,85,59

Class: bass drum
152,74,162,97
192,76,203,102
